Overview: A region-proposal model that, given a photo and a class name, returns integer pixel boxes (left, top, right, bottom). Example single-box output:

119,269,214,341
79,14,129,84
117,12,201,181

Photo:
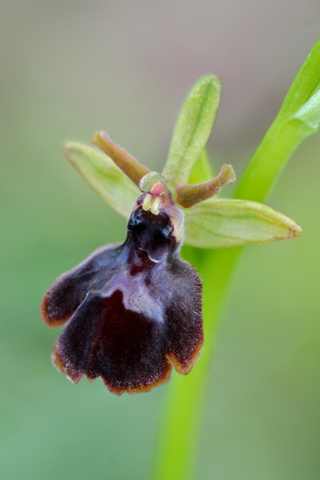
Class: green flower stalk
41,35,320,479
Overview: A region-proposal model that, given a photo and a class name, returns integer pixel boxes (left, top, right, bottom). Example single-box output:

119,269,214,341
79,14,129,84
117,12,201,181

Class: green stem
151,37,320,480
153,248,240,480
234,120,310,202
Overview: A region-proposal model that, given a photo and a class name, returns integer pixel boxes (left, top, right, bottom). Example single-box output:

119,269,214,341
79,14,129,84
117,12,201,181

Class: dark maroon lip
41,202,203,395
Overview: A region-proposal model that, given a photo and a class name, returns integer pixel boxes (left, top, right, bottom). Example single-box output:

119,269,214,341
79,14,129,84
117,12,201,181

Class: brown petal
91,131,150,188
176,164,236,208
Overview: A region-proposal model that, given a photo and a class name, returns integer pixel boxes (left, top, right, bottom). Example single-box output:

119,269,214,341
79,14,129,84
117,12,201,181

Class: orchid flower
40,75,301,395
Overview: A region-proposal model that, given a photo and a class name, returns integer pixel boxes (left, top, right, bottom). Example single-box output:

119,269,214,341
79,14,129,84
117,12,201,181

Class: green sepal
63,142,140,218
183,198,302,248
162,74,221,190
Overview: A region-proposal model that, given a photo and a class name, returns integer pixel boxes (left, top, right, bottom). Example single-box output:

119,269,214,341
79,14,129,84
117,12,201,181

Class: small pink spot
150,181,166,197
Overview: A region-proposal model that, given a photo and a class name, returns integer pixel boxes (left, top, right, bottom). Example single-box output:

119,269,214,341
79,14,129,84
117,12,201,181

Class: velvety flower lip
41,195,203,395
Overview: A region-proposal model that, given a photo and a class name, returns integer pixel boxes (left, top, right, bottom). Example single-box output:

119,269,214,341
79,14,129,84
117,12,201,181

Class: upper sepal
162,74,221,190
183,198,302,248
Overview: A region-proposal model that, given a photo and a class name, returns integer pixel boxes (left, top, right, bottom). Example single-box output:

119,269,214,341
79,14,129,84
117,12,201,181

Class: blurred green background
1,1,320,479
